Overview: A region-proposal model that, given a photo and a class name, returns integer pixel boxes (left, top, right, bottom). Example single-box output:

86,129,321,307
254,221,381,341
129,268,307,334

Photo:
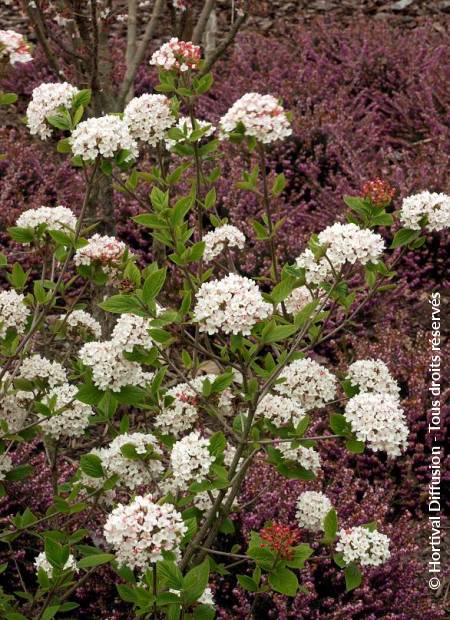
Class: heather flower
150,38,201,72
400,191,450,231
336,526,391,567
0,454,13,481
256,394,306,428
295,491,332,532
165,116,215,150
103,495,187,569
276,442,321,475
70,115,138,162
0,29,32,64
259,522,300,560
66,309,102,339
344,392,408,457
0,290,30,339
193,273,272,335
123,94,175,146
34,551,78,577
169,431,213,490
41,383,93,440
346,359,400,398
27,82,79,140
202,225,245,263
275,358,337,410
219,93,292,144
16,205,77,234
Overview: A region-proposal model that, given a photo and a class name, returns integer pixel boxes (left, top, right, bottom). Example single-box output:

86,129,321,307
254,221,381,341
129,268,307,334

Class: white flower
295,249,333,285
103,495,187,569
344,392,408,457
27,82,79,140
256,394,306,428
275,358,336,411
194,273,272,335
0,454,13,481
70,115,138,161
400,191,450,232
111,314,153,352
41,383,92,440
0,391,28,433
150,38,201,72
34,551,78,577
74,234,130,279
170,431,213,491
277,443,321,475
199,587,215,606
18,354,67,388
295,491,332,532
165,116,215,150
124,94,175,146
202,225,245,263
336,527,390,567
16,205,77,233
219,93,292,144
284,286,314,315
0,29,32,64
66,309,102,339
0,290,30,339
346,359,400,399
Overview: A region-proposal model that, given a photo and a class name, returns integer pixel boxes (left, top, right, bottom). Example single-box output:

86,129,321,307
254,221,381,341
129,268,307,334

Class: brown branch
192,0,216,45
199,10,247,76
124,0,138,103
21,0,64,79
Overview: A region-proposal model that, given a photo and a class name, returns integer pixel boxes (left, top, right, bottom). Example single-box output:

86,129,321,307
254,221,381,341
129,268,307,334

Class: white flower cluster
124,94,175,146
284,286,314,315
93,433,163,490
103,495,187,569
70,115,138,161
295,491,332,532
277,443,321,475
41,383,93,440
165,116,215,150
296,223,385,284
66,309,102,339
150,38,201,72
74,234,129,278
344,392,408,457
0,290,30,339
18,354,67,388
34,552,78,577
346,359,400,399
27,82,79,140
256,394,306,428
79,340,153,392
219,93,292,144
194,273,272,335
111,314,153,352
16,205,77,233
0,29,32,64
170,431,213,490
400,191,450,232
202,225,245,263
0,390,28,433
336,526,391,567
0,455,13,482
275,358,336,411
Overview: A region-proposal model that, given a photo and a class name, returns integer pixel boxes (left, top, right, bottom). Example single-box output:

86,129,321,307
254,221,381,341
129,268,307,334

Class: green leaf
208,431,227,457
344,563,362,591
268,566,299,596
143,268,166,304
345,437,365,454
183,558,210,605
286,543,313,568
76,383,104,405
72,89,92,108
263,324,297,343
195,72,214,94
247,546,275,570
193,605,215,620
0,92,18,106
8,227,34,243
47,114,71,131
390,228,419,248
5,464,32,482
99,295,143,314
157,560,184,590
237,575,258,592
272,172,287,196
41,606,60,620
329,413,350,436
79,454,104,478
322,508,338,544
77,553,115,569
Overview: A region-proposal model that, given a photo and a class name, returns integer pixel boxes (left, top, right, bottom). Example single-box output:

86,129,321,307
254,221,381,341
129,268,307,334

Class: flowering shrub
0,16,448,620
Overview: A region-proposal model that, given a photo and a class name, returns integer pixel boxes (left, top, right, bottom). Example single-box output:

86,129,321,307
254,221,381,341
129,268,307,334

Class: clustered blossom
93,433,163,490
169,432,213,490
0,29,32,64
34,552,78,577
26,82,79,140
78,340,153,392
284,285,314,315
275,358,336,410
194,273,272,335
400,191,450,232
0,454,13,481
66,309,102,339
295,491,332,532
16,205,77,233
150,38,201,72
18,354,67,388
219,93,292,144
74,234,130,278
256,394,306,428
165,116,215,149
103,495,187,569
346,359,400,398
344,392,408,457
336,527,391,567
202,225,245,262
277,443,321,475
41,383,93,440
0,290,30,339
111,314,153,352
362,178,395,206
260,522,300,560
296,223,385,284
124,94,175,146
70,115,138,161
